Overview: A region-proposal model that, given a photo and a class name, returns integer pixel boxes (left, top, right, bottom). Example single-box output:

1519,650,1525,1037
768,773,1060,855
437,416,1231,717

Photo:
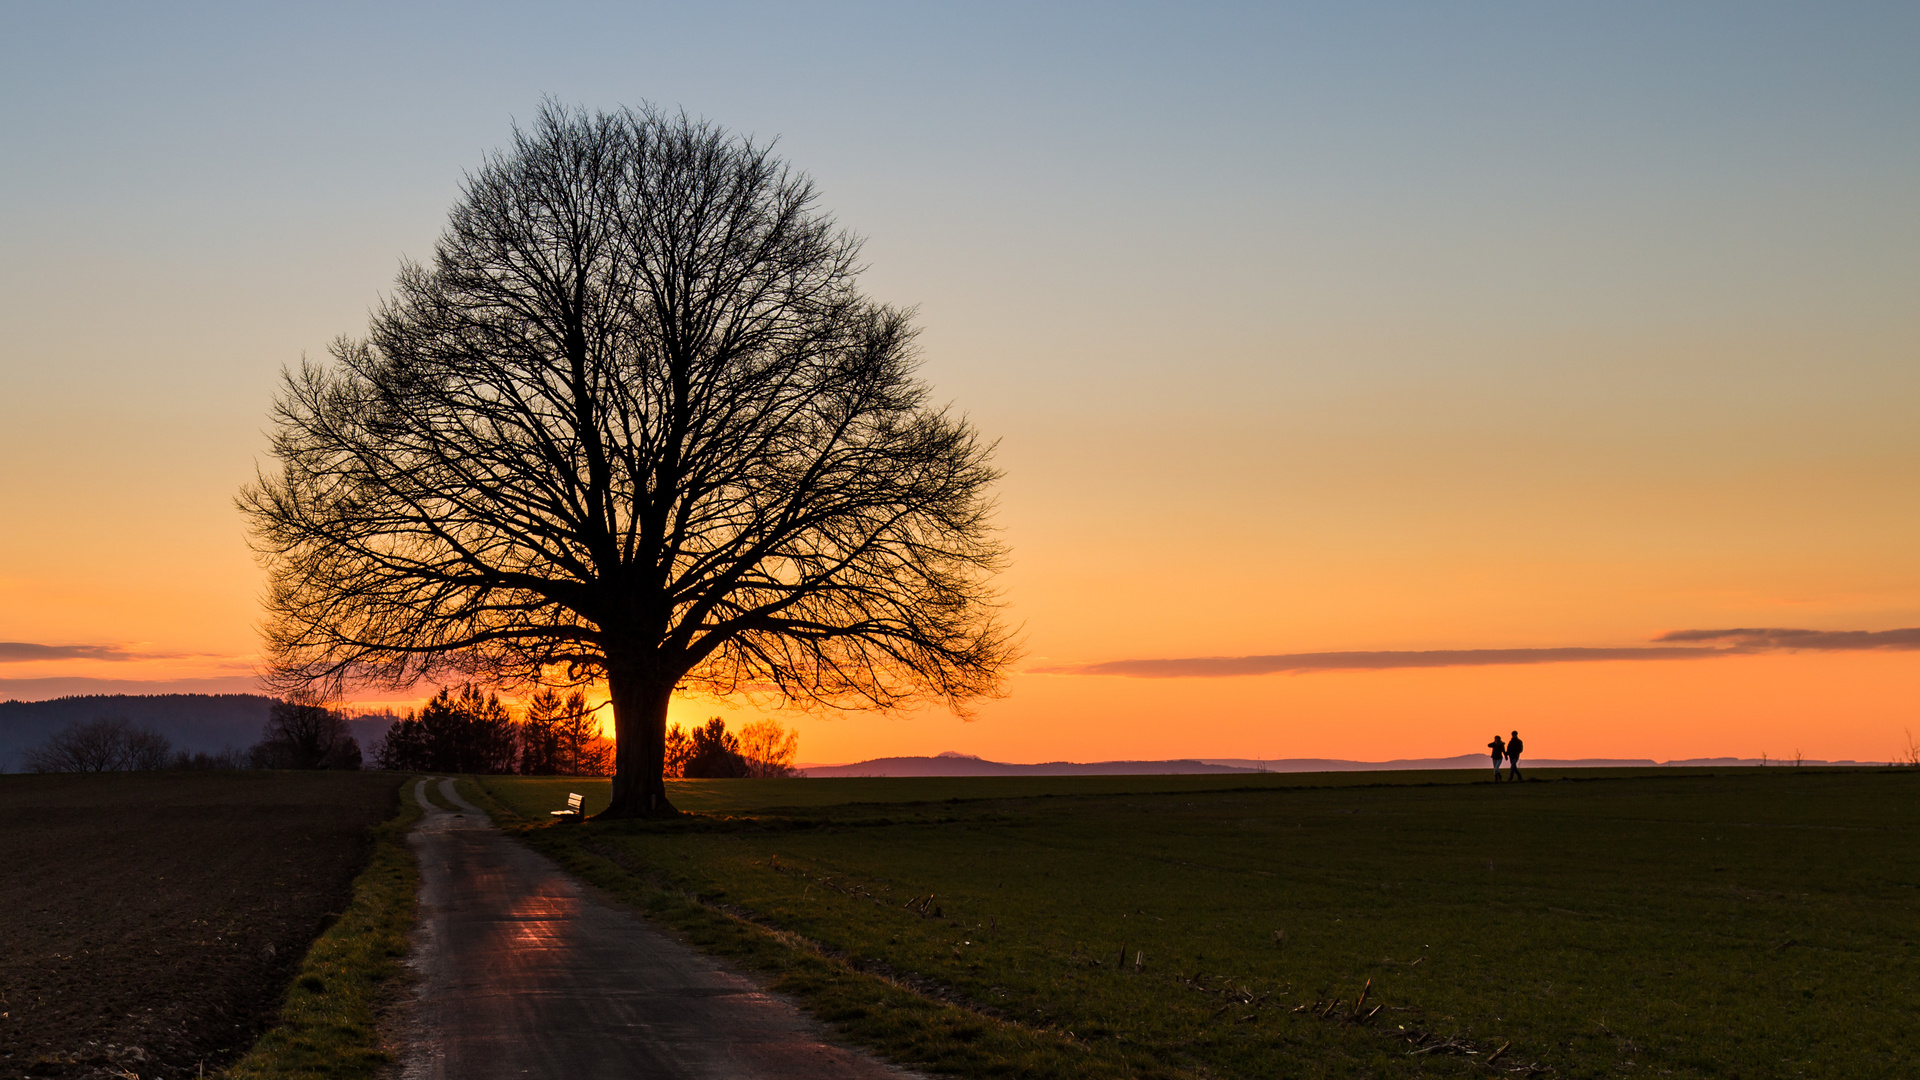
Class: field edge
222,774,423,1080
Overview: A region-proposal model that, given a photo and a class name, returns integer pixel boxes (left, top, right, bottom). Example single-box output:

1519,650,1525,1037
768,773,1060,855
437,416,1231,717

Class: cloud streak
0,642,136,662
1031,627,1920,678
1031,646,1725,678
0,642,238,665
1653,627,1920,650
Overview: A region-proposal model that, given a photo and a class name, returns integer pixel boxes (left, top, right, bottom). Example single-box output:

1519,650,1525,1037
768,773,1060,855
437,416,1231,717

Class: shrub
171,747,249,770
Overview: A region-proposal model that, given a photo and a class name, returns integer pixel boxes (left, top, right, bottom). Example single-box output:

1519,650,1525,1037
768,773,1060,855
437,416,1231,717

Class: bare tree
737,718,800,778
251,692,362,769
239,103,1012,815
25,718,172,772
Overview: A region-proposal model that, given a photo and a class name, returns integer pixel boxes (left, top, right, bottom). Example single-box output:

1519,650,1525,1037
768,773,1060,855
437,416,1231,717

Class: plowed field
0,771,404,1079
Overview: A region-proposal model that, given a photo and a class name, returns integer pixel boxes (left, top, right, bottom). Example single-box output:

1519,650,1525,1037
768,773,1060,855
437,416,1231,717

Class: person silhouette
1487,734,1506,781
1506,730,1524,781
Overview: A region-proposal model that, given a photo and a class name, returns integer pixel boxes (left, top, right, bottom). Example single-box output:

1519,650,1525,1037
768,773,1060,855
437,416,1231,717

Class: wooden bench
550,792,585,821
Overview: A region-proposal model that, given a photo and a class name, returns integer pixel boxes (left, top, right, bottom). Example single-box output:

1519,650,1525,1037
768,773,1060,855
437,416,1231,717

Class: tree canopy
240,103,1014,814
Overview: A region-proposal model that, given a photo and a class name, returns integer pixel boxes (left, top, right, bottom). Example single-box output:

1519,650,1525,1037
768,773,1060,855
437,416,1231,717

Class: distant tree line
371,685,611,775
370,690,800,778
22,717,181,772
663,718,801,779
18,688,801,778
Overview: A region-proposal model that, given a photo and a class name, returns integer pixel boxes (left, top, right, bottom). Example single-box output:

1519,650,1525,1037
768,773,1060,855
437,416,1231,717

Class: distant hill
801,752,1262,778
1194,754,1670,771
343,714,398,757
0,695,404,772
0,694,279,771
799,751,1878,777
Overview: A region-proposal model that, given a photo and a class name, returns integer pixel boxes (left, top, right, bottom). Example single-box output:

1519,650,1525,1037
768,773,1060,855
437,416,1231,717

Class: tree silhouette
553,694,612,776
663,723,693,778
373,685,517,773
519,687,568,775
251,692,362,769
736,718,800,777
242,103,1013,815
372,712,428,772
24,717,172,772
521,687,609,775
680,717,750,778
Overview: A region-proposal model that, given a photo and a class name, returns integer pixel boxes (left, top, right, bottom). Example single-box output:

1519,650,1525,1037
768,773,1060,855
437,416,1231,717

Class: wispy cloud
1653,627,1920,650
1030,627,1920,678
0,642,136,662
1031,646,1723,678
0,642,240,665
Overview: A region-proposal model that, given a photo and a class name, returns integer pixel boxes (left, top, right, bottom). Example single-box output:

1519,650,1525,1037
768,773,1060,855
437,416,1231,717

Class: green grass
482,768,1656,817
224,776,423,1079
417,775,462,813
479,768,1920,1079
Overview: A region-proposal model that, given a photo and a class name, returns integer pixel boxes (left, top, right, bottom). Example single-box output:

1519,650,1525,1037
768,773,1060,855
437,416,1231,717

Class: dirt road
399,778,916,1080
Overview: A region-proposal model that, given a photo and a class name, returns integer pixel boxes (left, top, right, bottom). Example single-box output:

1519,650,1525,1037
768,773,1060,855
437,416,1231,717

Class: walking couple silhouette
1488,730,1523,781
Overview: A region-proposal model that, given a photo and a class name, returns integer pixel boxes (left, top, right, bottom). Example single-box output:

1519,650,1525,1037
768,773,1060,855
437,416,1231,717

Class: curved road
399,778,918,1080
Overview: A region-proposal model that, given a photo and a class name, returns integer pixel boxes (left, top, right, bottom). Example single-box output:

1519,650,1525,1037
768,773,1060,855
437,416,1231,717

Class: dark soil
0,771,404,1080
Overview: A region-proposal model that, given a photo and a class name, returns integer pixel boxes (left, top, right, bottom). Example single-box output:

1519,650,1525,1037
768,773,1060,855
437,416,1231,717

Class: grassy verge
475,768,1920,1080
224,776,424,1079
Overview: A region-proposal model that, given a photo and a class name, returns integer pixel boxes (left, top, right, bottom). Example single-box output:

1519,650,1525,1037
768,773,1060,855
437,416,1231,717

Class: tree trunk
600,671,677,817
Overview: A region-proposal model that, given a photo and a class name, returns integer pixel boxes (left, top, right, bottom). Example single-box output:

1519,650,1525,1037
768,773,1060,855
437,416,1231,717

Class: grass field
480,768,1920,1079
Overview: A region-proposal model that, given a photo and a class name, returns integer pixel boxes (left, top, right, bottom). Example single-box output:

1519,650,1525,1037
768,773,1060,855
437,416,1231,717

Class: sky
3,2,1918,765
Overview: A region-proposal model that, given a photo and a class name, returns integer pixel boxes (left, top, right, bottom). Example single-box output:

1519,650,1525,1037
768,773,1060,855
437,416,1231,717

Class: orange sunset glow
4,5,1918,770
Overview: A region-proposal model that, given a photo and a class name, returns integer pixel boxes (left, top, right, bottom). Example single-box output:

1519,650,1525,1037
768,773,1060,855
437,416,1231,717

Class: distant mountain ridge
799,752,1878,777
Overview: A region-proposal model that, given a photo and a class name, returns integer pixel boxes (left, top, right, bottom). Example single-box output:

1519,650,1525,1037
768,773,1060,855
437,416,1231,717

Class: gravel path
399,778,917,1080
